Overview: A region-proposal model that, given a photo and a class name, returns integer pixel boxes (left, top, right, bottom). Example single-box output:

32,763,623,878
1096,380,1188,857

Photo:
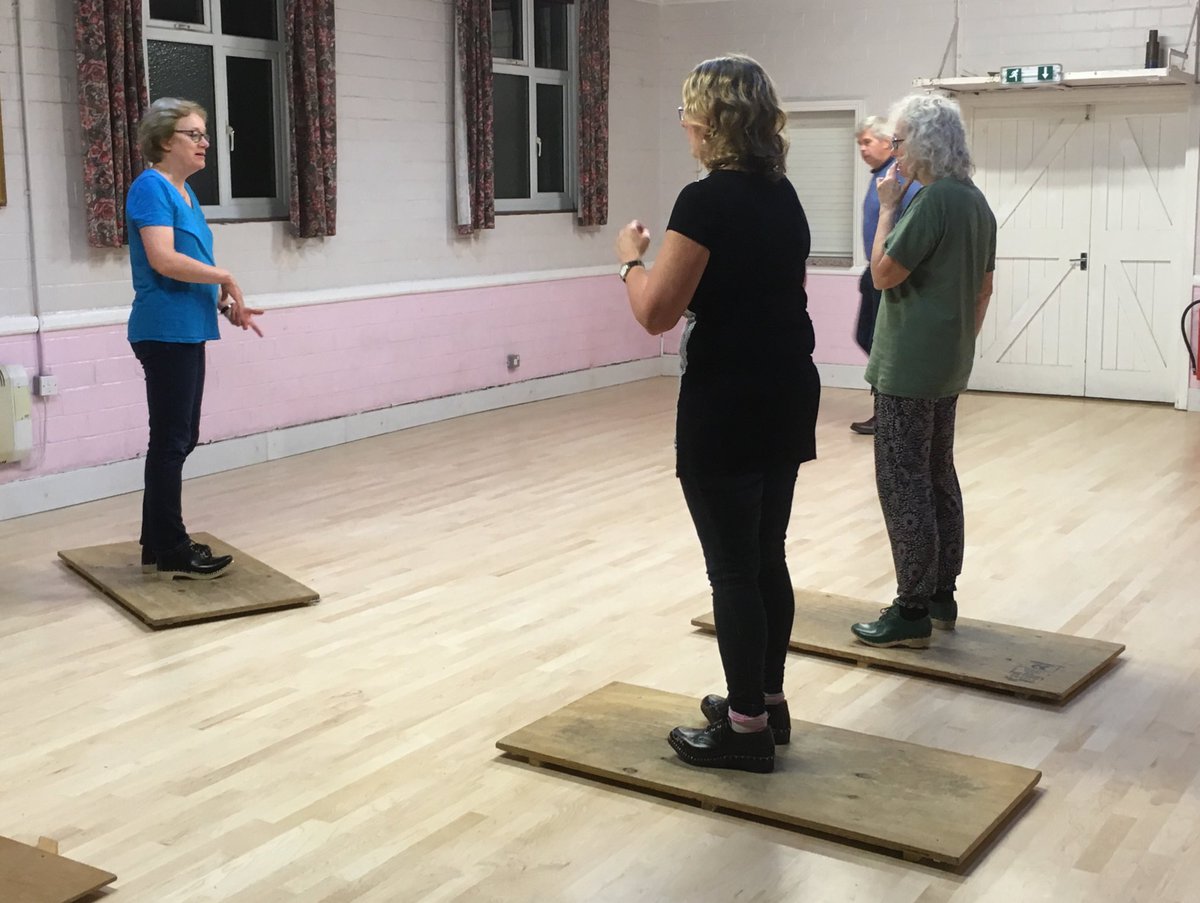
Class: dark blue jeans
131,341,206,554
679,462,800,717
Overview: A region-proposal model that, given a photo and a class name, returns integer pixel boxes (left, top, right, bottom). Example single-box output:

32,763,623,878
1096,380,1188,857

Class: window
785,108,858,265
491,0,576,213
144,0,288,220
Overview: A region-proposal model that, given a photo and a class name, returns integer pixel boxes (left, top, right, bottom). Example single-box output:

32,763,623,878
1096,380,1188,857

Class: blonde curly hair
682,54,788,180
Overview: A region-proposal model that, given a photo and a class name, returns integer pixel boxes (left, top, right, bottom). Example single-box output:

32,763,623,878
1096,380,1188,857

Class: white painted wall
0,0,663,321
651,0,1199,239
3,0,1197,323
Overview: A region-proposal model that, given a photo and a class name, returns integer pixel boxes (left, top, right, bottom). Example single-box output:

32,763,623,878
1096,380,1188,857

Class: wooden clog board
0,836,116,903
692,588,1124,703
496,682,1041,869
59,532,319,629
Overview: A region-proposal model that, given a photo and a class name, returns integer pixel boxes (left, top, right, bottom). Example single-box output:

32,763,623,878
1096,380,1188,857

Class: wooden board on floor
497,681,1040,870
691,588,1125,703
0,836,116,903
58,532,319,629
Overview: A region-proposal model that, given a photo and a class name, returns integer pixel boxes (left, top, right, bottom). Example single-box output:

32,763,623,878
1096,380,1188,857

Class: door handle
1069,252,1088,271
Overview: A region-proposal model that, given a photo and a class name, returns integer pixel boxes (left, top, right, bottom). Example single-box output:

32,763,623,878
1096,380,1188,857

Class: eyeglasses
890,136,905,151
174,129,210,145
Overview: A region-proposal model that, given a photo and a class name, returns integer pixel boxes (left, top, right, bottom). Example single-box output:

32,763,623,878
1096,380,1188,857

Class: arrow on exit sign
1002,64,1064,84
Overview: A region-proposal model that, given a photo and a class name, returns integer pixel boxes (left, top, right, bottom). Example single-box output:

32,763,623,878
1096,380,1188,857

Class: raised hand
616,220,652,262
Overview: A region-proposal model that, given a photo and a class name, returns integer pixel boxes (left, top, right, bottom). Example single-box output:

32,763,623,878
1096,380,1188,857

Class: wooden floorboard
691,588,1125,702
497,682,1041,869
3,381,1199,901
58,532,319,628
0,836,115,903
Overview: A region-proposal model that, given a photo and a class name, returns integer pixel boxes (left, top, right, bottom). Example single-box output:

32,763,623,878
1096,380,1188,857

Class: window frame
781,99,867,268
492,0,579,214
142,0,290,221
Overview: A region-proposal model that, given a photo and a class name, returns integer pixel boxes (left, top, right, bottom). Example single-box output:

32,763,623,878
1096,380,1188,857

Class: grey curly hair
891,93,973,181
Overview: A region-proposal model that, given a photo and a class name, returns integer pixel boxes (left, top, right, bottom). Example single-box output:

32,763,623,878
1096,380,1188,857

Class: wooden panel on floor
0,836,116,903
58,532,319,629
692,588,1125,703
496,682,1041,870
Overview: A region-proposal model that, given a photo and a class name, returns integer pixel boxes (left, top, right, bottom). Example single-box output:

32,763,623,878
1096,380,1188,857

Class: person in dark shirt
614,54,820,774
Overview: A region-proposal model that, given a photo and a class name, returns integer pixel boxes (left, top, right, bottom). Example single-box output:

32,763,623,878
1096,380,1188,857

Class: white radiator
0,364,33,463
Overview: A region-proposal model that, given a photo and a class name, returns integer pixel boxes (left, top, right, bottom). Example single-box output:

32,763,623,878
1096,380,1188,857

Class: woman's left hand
220,285,265,337
615,220,652,262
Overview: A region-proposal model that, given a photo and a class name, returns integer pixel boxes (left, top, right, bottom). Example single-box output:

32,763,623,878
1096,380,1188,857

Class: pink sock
728,708,769,733
763,692,785,706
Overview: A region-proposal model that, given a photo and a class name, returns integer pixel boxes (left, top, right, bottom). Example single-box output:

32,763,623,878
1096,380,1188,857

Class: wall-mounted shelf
914,65,1194,93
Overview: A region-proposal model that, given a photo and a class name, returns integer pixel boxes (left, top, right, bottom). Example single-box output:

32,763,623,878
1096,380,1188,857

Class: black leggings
679,462,800,717
132,341,206,554
874,393,963,605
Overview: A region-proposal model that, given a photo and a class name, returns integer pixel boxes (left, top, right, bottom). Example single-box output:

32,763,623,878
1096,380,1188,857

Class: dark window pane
491,0,523,61
221,0,278,40
494,74,529,199
535,82,564,194
533,0,568,70
149,0,204,25
226,57,277,198
147,40,219,206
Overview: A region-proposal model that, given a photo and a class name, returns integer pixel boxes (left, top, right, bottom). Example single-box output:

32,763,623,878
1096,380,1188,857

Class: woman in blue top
127,97,263,580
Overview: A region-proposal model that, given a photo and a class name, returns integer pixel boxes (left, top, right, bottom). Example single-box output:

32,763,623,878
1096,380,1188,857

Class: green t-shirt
864,177,997,399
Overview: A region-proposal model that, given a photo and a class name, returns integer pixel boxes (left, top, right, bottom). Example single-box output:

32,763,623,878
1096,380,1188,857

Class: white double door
968,99,1191,403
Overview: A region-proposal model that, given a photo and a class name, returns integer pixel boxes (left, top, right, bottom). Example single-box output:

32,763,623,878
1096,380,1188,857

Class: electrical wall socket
33,374,58,397
506,354,520,370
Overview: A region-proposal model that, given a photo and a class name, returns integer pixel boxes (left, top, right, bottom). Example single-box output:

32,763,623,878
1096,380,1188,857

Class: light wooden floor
3,378,1200,902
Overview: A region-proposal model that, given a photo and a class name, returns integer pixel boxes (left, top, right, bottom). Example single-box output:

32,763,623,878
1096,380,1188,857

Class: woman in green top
850,93,997,648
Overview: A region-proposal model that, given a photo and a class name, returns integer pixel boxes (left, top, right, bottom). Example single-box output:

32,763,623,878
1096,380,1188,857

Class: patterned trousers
874,393,964,606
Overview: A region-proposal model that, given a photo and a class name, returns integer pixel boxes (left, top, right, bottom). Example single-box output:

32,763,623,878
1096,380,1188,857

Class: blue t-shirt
126,169,220,344
862,158,921,259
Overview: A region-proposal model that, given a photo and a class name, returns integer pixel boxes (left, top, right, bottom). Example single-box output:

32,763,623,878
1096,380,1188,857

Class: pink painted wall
0,276,661,485
661,271,867,366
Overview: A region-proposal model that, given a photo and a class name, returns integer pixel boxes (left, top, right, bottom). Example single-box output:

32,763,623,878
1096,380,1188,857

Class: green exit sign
1001,64,1064,84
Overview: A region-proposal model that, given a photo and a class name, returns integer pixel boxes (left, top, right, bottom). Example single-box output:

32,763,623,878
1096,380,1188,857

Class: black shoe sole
667,732,774,774
156,567,230,581
850,632,931,648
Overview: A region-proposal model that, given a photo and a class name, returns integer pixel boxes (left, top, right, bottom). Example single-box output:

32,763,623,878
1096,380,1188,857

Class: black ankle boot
668,719,774,773
155,541,232,581
699,695,791,744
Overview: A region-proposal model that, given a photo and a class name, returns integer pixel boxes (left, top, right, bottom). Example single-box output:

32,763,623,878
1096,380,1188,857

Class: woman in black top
615,55,820,774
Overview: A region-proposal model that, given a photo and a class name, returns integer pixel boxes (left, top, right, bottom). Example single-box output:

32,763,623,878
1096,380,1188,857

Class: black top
667,169,820,475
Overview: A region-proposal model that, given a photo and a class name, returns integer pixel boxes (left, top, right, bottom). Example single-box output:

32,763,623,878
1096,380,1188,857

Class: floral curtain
74,0,148,249
454,0,495,236
576,0,608,226
286,0,338,238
